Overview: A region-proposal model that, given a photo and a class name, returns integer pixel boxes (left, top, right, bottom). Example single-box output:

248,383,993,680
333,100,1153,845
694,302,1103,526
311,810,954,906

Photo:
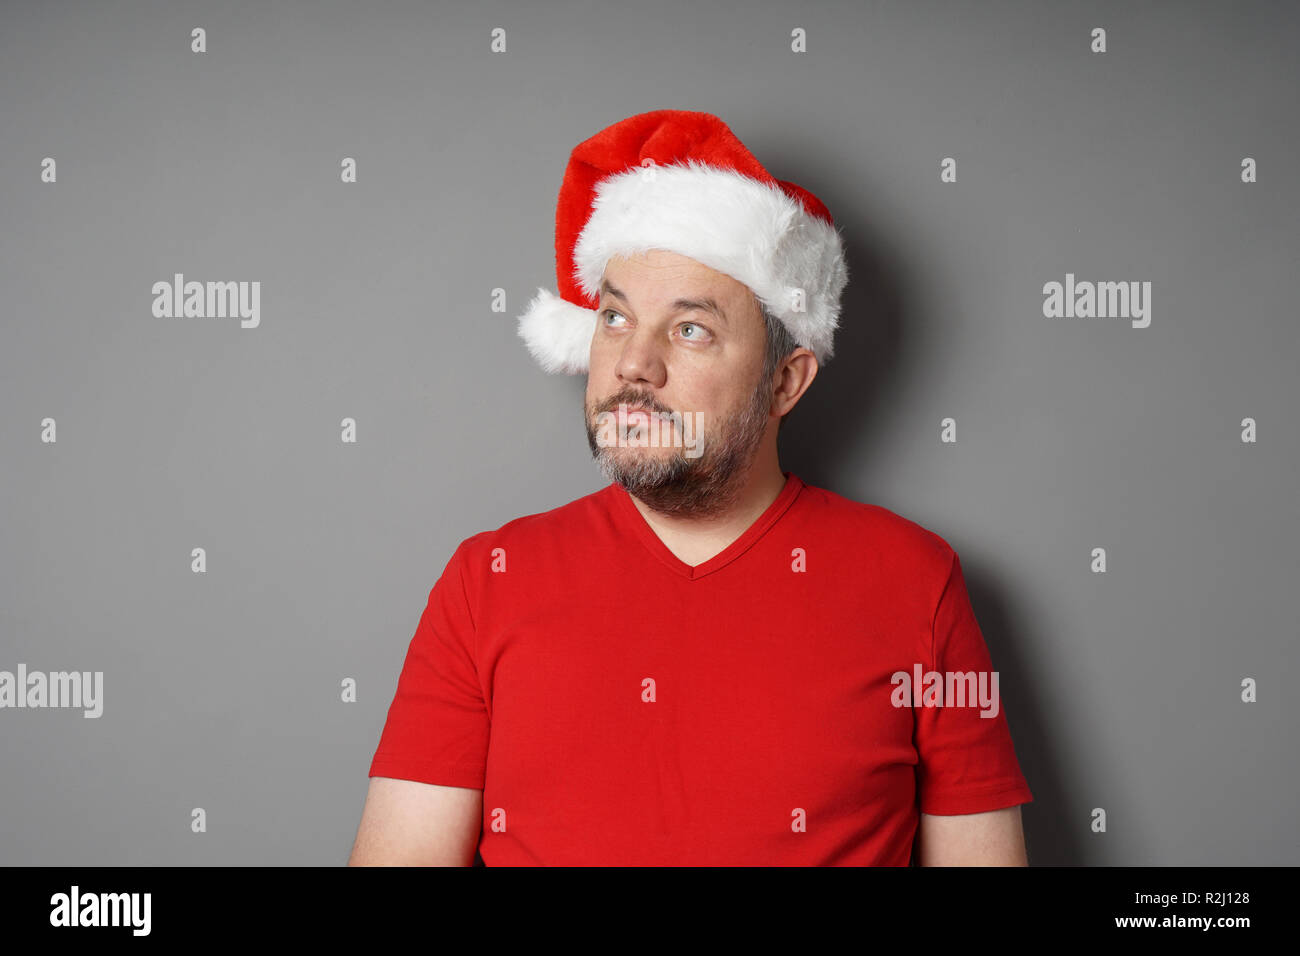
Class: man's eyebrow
600,280,730,327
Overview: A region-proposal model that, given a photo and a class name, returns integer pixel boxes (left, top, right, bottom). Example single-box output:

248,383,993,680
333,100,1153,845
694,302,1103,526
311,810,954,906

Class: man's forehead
599,255,759,325
600,278,732,328
607,248,704,267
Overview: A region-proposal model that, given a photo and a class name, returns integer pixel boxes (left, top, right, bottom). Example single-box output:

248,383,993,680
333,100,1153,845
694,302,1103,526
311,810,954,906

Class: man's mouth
615,404,656,423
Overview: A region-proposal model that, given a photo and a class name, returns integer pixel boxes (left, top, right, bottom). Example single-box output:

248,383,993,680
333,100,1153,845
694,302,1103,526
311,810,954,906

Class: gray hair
758,303,801,432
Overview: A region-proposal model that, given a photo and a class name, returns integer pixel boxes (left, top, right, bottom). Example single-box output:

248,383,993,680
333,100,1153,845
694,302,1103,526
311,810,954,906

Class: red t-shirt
368,472,1032,865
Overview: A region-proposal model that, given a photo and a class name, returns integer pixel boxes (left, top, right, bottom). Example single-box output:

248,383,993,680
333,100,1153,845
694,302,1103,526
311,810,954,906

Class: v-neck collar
605,472,804,581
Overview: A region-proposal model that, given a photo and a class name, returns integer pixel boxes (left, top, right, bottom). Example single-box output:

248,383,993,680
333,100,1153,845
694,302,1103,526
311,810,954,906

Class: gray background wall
1,0,1295,865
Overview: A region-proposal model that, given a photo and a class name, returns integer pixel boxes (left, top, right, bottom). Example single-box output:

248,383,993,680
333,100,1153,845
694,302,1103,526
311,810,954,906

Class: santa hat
516,109,849,375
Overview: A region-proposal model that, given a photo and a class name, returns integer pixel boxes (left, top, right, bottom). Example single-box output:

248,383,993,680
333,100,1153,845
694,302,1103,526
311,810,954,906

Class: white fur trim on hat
516,287,600,375
517,159,848,375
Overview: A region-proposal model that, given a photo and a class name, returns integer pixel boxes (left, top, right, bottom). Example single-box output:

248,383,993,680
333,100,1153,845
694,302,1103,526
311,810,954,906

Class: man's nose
615,327,668,388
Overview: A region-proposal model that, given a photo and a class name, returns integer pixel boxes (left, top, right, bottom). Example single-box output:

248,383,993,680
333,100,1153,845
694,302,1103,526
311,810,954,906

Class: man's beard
583,371,773,519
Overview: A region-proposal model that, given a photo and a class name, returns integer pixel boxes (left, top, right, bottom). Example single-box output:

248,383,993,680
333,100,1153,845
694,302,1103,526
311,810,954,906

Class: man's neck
626,459,789,568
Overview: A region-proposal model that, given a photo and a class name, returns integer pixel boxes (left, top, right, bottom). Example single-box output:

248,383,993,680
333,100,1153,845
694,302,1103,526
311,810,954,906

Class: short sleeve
368,542,489,789
914,551,1033,815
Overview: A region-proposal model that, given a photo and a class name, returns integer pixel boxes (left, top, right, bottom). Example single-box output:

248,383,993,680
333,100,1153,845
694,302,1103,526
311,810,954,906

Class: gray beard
584,374,773,519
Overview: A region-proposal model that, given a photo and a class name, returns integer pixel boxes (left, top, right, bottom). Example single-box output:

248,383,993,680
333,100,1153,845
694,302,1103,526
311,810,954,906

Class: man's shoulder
799,479,957,572
449,483,613,566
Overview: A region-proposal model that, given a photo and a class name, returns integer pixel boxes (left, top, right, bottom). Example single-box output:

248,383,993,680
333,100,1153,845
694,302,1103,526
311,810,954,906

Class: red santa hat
516,109,849,375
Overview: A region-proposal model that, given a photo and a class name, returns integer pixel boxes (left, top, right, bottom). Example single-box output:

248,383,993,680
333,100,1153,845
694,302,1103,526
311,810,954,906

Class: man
349,110,1032,866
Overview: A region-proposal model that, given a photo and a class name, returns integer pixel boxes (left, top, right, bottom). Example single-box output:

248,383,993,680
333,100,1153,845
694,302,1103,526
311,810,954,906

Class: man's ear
773,349,819,419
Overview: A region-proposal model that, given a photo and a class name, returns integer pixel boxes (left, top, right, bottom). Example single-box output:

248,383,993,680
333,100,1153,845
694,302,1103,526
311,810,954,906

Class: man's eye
603,309,626,325
680,322,709,339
